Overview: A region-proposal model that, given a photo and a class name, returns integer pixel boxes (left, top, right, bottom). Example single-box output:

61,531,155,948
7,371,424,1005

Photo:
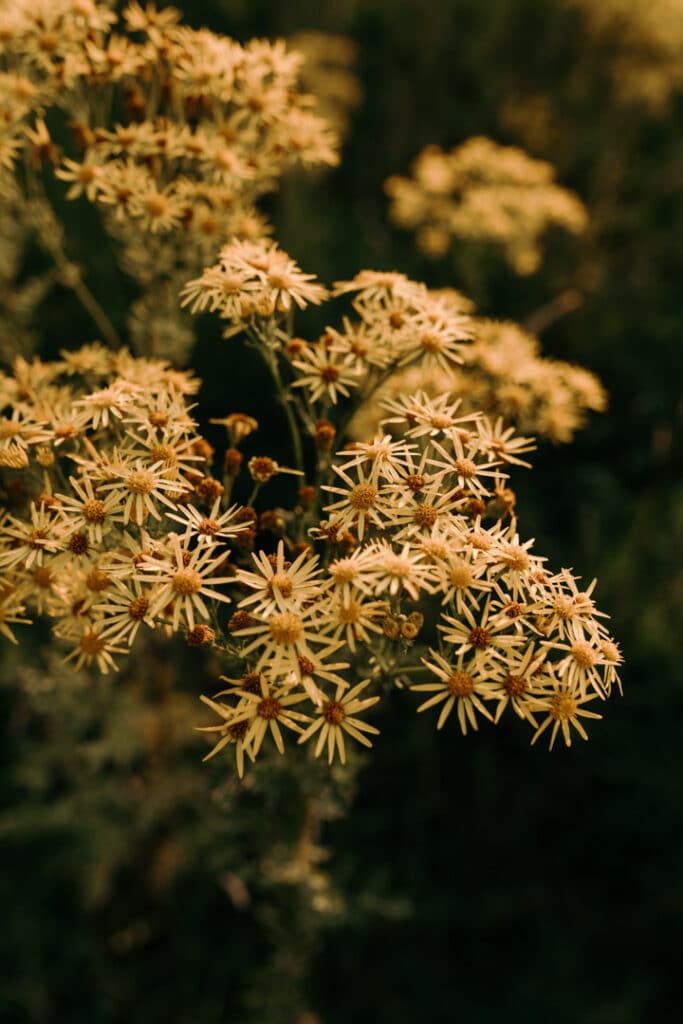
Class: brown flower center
503,674,526,697
468,626,491,650
128,596,150,620
446,671,474,697
454,458,477,479
413,504,438,528
322,700,346,725
256,697,282,720
349,484,377,511
80,630,104,656
83,498,106,523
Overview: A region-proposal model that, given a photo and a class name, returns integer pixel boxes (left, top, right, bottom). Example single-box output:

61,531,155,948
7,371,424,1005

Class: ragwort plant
0,1,622,782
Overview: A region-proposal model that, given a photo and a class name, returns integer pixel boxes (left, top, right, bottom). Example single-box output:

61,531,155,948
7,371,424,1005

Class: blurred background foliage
2,0,682,1021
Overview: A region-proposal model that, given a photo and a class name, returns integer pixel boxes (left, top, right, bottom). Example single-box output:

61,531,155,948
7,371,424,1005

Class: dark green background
2,1,682,1021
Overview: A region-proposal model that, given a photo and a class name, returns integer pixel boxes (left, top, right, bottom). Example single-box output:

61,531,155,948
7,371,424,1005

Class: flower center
268,572,293,597
501,544,530,571
172,568,202,595
349,484,377,511
330,560,358,584
448,560,473,588
150,443,177,467
80,630,104,656
570,641,596,669
86,569,109,591
454,458,477,479
127,469,155,494
550,692,577,721
322,700,346,725
269,611,303,644
27,528,48,549
337,599,361,624
129,596,150,620
468,626,491,650
68,532,89,555
446,671,474,697
257,697,282,720
198,518,219,536
406,474,426,492
83,498,106,523
413,504,438,528
503,674,526,697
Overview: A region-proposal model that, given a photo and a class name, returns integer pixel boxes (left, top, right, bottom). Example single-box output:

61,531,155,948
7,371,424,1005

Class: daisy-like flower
0,408,52,451
139,533,233,631
55,157,103,201
365,540,434,601
487,528,542,598
232,601,341,679
323,464,392,540
56,475,122,543
530,679,603,750
183,239,327,326
428,432,503,500
73,383,137,430
297,679,380,764
99,459,184,524
412,650,497,733
231,674,311,759
597,637,623,697
435,548,494,613
291,344,361,405
387,479,465,540
487,643,546,725
474,416,535,468
381,390,479,440
531,567,608,640
0,590,31,644
439,596,523,664
122,427,205,480
196,694,255,778
236,540,323,616
166,497,246,546
326,547,378,599
326,590,386,652
0,505,66,570
335,432,417,485
543,622,612,698
395,314,471,371
94,579,156,646
61,623,128,675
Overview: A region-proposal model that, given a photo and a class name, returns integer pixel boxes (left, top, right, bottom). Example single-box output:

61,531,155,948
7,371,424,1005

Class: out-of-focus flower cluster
0,0,337,361
567,0,683,112
287,31,362,141
350,307,607,445
385,136,588,274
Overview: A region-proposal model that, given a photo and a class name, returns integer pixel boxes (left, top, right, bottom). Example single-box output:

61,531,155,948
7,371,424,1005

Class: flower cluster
0,345,248,673
385,136,588,273
180,243,622,772
0,0,337,362
567,0,683,111
350,311,607,445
